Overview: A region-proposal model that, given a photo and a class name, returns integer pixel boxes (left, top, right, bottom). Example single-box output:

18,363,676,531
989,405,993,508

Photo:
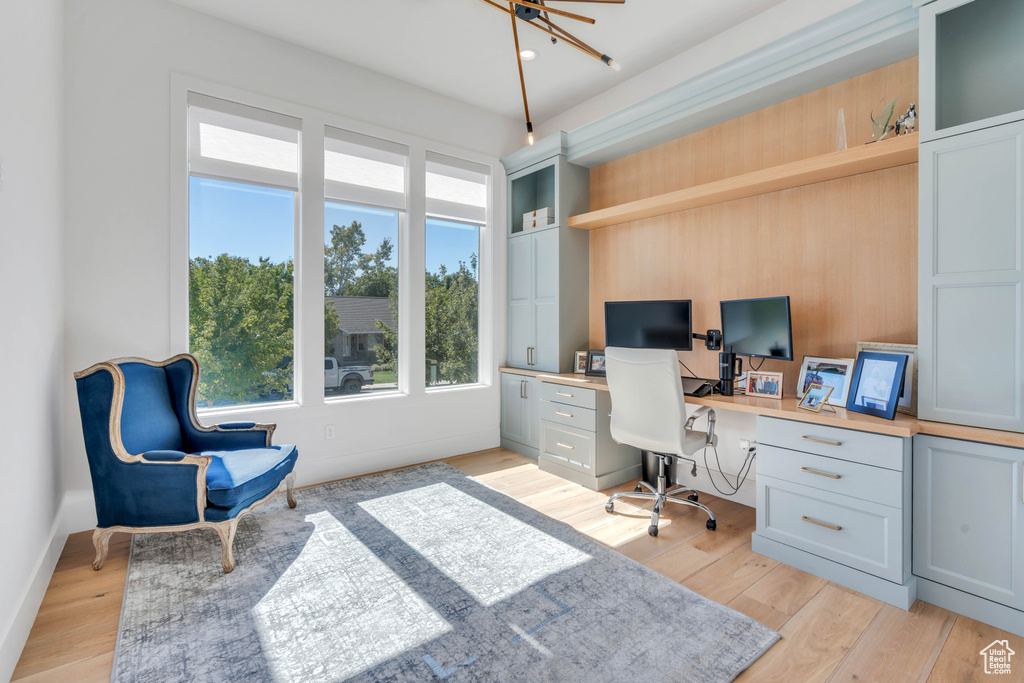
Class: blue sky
190,177,480,277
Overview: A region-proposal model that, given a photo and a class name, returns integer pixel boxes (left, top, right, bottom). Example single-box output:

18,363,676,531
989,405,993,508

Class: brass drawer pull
802,515,842,531
555,391,573,397
800,466,841,480
556,442,575,450
555,411,574,418
801,435,842,447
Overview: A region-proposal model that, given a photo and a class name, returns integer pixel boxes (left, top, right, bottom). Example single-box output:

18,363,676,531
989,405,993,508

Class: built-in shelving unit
568,133,919,230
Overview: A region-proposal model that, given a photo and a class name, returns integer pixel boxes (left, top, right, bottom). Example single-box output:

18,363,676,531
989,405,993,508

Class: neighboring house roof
327,296,395,335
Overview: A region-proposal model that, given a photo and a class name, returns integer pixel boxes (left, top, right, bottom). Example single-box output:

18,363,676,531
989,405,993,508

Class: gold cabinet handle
555,391,573,397
801,435,842,447
520,380,525,399
556,442,575,450
802,515,842,531
800,466,841,480
555,411,573,418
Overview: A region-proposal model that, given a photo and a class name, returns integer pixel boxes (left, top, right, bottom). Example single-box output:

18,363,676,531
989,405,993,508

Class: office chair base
605,454,716,535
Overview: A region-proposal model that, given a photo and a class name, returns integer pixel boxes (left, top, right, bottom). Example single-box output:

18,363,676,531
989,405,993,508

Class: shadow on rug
113,462,778,682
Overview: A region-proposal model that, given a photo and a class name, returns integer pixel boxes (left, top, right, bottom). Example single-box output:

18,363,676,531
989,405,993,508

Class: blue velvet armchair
75,353,298,573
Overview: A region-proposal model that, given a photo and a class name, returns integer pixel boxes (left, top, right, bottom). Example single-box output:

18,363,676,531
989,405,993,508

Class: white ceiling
166,0,787,123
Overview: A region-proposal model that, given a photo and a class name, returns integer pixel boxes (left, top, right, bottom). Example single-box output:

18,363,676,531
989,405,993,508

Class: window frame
170,74,501,416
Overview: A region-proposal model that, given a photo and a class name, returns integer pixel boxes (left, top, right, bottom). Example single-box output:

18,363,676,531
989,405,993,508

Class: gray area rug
113,462,779,682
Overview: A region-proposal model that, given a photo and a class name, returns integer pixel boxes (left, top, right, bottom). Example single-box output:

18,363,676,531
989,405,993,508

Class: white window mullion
402,146,427,396
300,115,327,406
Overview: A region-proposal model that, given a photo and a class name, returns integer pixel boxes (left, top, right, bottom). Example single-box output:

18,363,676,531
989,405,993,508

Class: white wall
0,0,66,678
539,0,863,138
62,0,520,530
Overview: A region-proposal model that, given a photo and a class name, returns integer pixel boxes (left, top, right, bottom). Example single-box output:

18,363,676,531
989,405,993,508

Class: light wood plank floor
12,448,1017,682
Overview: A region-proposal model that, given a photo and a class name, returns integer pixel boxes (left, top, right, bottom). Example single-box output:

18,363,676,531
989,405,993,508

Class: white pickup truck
325,357,375,394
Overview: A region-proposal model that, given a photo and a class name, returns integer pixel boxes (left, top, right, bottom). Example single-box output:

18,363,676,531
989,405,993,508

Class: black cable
748,356,766,372
678,359,698,378
702,445,756,496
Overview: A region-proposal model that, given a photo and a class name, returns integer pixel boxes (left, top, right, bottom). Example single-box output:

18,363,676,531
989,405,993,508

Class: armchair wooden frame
74,354,297,574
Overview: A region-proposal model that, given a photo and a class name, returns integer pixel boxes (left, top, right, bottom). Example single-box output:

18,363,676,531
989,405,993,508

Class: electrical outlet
325,424,336,440
739,438,750,452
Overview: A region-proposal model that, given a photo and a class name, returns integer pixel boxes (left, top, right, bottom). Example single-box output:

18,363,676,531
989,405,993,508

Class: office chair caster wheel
706,518,717,531
648,525,659,537
688,493,699,502
634,483,643,493
605,502,614,513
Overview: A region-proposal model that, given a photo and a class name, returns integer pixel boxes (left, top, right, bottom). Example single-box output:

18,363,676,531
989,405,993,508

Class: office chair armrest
685,405,714,429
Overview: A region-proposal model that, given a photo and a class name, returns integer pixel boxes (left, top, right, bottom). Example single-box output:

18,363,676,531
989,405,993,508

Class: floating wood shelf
568,133,919,230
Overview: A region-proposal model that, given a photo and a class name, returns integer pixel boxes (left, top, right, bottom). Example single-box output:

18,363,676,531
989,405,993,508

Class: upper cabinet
503,143,590,373
920,0,1024,141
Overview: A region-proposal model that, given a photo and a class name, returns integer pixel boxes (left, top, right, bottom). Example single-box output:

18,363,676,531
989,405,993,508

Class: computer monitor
720,296,793,360
604,300,693,351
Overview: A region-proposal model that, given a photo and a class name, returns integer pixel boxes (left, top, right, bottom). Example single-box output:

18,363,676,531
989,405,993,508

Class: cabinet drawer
540,399,596,432
757,416,905,471
757,444,904,509
757,474,903,583
540,422,595,473
539,382,597,410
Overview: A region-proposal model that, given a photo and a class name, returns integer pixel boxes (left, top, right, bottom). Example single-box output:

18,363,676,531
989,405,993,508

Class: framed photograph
798,383,835,413
796,356,855,405
746,371,783,399
585,349,606,377
845,351,909,420
573,350,588,374
856,342,917,416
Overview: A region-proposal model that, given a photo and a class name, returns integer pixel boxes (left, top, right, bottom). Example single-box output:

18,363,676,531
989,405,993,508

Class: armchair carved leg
214,519,240,574
92,528,115,571
286,471,297,508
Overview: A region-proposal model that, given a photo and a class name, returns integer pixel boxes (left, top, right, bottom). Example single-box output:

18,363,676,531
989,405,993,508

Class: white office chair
603,346,718,536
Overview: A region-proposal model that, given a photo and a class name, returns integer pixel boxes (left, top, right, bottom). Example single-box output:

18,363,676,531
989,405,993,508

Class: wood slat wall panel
587,58,919,396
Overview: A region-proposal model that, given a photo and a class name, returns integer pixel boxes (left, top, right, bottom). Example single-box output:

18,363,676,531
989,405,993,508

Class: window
324,128,407,397
187,95,300,408
424,153,488,388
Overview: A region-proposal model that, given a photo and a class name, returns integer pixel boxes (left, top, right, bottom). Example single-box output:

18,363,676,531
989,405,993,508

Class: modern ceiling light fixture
478,0,624,145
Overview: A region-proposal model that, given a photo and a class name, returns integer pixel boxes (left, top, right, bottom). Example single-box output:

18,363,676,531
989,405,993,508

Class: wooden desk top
500,366,1024,447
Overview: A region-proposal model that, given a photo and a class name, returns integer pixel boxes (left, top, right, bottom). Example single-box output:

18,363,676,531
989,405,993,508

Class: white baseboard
60,429,502,535
0,498,69,683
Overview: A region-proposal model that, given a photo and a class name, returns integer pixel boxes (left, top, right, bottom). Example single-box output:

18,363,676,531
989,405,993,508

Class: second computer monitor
720,296,793,360
604,300,693,351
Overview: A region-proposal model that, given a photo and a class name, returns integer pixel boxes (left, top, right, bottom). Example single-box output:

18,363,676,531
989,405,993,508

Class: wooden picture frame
585,349,606,377
574,350,588,374
846,351,908,420
856,341,918,416
798,383,835,413
746,371,783,399
796,355,855,405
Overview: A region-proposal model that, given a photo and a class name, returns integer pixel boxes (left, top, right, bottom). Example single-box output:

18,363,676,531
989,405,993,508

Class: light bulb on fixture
520,49,536,61
527,121,534,146
601,54,622,72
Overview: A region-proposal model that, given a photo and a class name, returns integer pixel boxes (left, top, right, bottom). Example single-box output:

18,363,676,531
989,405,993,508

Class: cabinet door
500,374,527,444
919,121,1024,430
523,377,541,449
531,229,560,372
508,234,534,369
914,435,1024,608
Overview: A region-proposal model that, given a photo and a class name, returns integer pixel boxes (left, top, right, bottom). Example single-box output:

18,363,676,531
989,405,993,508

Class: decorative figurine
895,103,917,136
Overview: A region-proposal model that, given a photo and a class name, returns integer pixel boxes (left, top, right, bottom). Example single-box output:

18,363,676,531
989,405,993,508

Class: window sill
197,400,302,419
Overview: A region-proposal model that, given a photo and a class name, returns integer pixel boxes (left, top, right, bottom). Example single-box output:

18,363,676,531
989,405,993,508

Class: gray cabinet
914,435,1024,610
918,120,1024,431
500,373,540,457
537,382,641,490
504,147,589,374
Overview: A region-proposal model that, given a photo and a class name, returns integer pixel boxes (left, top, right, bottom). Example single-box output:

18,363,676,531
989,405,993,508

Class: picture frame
573,350,588,374
796,356,855,405
856,342,918,416
798,383,835,413
845,351,909,420
745,371,783,399
584,349,606,377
